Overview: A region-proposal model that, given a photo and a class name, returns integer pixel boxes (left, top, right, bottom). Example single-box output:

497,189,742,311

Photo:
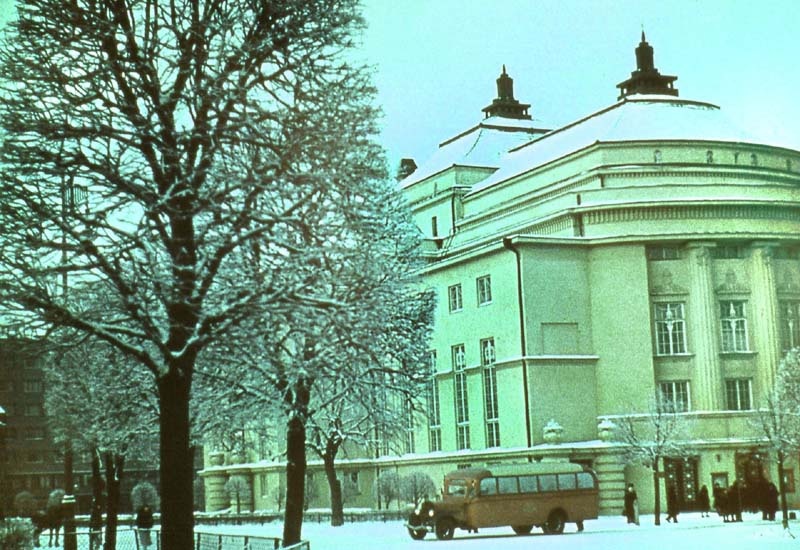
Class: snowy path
201,512,799,549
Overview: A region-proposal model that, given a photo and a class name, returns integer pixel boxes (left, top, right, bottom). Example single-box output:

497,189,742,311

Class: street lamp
0,404,6,521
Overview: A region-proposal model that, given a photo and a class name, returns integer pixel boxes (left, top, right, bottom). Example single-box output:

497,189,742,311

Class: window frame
654,302,688,356
448,284,463,312
476,275,492,306
659,380,691,412
481,338,500,448
452,344,470,450
725,378,753,411
720,301,749,353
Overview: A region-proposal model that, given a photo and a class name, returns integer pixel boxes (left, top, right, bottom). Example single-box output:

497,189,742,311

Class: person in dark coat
665,485,679,523
765,482,779,521
623,483,639,525
713,483,729,521
698,484,710,518
135,505,155,549
728,481,743,522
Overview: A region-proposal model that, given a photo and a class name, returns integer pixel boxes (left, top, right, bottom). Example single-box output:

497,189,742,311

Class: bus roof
445,462,587,480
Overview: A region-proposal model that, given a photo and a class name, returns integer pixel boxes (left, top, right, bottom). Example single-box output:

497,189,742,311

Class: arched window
654,149,662,164
750,153,758,166
787,159,793,172
706,150,714,164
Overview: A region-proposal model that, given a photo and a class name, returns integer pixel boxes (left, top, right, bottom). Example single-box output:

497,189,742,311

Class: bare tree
614,397,692,525
400,472,436,508
375,471,401,511
756,349,800,529
224,475,251,514
0,2,374,548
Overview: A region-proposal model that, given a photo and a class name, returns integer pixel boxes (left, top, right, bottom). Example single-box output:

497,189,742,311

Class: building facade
203,35,800,516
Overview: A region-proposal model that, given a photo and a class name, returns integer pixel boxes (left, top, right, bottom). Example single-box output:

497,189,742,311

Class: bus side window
577,472,595,489
539,474,557,492
519,475,538,493
558,473,577,490
498,477,519,494
480,477,497,496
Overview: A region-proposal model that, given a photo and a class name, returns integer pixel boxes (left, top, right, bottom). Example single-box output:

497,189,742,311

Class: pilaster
750,244,780,397
686,244,722,410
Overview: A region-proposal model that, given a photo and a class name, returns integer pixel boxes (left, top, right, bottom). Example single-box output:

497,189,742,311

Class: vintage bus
406,462,599,540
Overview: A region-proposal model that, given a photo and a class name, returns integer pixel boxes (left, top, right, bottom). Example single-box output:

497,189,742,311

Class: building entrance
664,456,699,511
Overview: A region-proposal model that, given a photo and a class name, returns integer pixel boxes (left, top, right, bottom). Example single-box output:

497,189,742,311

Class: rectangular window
426,351,441,452
711,245,746,259
477,275,492,305
725,379,752,410
780,301,800,351
259,474,269,497
481,338,500,448
403,400,415,454
452,344,470,450
659,380,690,412
539,474,557,492
654,303,687,355
448,284,463,312
647,246,680,261
519,476,538,493
23,381,42,393
498,477,518,494
720,301,749,352
558,474,577,490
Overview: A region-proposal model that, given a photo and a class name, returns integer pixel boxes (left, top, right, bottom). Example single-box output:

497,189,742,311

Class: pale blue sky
1,1,798,172
358,0,800,171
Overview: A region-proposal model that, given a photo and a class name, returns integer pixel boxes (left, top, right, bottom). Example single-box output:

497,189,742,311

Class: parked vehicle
406,462,599,540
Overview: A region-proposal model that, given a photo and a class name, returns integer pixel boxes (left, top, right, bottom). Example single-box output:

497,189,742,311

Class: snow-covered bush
0,519,34,550
131,481,159,511
400,472,436,507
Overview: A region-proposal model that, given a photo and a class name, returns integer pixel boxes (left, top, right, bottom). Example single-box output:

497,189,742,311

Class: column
750,244,780,395
686,244,722,410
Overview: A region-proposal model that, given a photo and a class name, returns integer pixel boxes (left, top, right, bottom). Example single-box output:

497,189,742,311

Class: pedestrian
698,484,710,518
727,481,743,522
666,485,679,523
713,483,729,521
89,501,103,550
624,483,639,525
765,481,779,521
135,504,154,550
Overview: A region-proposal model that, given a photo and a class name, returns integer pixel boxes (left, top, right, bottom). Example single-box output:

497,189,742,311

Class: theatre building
202,35,800,515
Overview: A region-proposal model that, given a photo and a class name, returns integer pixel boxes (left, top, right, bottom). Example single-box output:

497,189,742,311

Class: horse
30,506,63,548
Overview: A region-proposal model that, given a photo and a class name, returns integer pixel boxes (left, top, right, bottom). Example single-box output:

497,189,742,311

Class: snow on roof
398,117,549,188
468,95,773,194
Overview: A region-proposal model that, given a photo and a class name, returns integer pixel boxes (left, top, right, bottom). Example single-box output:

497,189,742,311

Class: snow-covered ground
200,511,799,549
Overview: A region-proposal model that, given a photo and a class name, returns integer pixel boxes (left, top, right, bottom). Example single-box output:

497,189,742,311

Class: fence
48,528,311,550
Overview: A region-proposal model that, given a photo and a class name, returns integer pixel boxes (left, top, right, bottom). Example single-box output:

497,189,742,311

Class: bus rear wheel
545,510,566,535
435,517,455,540
512,525,533,535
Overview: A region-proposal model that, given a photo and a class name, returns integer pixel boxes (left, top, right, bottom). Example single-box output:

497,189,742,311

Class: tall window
659,381,690,412
654,303,687,355
720,301,749,352
654,149,662,163
706,150,714,164
780,301,800,351
448,284,463,312
452,344,470,450
647,246,680,261
481,338,500,448
477,275,492,305
426,351,441,452
403,400,415,454
726,379,752,410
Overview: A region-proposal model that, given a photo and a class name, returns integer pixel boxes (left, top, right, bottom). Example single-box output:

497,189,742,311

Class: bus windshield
446,479,468,496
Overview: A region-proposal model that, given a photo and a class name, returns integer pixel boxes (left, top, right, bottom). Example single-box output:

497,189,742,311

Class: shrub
0,518,35,550
131,481,159,511
13,492,37,517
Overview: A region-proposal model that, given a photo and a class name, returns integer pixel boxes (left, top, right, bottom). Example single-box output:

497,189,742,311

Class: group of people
623,478,780,525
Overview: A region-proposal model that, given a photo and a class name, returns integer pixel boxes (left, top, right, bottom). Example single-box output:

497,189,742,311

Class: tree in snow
0,1,377,548
754,348,800,529
400,471,436,508
224,475,251,514
375,471,401,511
614,396,693,526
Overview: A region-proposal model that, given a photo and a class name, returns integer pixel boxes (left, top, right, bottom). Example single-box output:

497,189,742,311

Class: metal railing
57,528,310,550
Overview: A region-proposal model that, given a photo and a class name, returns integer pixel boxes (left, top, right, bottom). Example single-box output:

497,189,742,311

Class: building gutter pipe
502,236,533,449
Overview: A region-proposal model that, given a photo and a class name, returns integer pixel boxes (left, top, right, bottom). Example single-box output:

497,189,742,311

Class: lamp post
0,404,6,521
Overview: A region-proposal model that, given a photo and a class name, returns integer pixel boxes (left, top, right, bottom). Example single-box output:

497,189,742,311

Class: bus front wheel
435,517,456,540
545,510,566,535
512,524,533,535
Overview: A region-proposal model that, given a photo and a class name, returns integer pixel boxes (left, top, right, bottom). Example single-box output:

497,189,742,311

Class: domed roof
468,95,768,194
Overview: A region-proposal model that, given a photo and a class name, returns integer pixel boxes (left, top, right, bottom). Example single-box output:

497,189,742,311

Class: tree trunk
323,437,344,527
778,451,789,529
103,453,124,550
158,368,194,550
283,412,307,546
89,450,104,535
653,460,661,526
